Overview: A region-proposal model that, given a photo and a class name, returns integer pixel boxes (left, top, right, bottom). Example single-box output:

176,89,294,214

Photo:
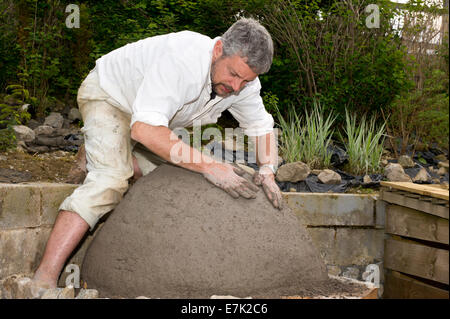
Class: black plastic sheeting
276,171,384,193
204,141,448,193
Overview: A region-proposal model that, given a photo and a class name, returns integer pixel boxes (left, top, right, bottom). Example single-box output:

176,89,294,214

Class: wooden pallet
381,182,449,299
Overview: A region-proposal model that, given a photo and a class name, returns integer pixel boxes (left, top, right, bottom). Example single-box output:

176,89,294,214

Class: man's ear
212,40,223,62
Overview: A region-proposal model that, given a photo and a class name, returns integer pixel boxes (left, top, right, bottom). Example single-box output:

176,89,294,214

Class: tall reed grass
338,109,386,175
275,100,336,169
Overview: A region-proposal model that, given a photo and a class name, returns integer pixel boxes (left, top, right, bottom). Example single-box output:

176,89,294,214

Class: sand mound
81,164,328,298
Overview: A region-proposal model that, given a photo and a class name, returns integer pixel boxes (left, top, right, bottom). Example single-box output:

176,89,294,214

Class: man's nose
231,78,243,92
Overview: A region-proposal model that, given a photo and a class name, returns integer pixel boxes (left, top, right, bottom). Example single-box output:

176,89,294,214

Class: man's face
210,42,258,98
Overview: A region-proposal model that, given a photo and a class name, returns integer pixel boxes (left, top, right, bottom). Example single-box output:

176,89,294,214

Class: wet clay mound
81,164,329,298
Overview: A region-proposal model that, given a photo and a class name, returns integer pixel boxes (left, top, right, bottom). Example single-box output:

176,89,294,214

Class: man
32,17,281,289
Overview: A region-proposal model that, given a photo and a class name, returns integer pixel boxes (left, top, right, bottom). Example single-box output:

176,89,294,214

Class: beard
210,59,238,98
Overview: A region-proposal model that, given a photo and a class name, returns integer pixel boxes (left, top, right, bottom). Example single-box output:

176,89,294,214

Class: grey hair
221,17,274,74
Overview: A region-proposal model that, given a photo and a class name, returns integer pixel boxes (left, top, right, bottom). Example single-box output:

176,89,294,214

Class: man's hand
253,166,282,210
202,163,260,199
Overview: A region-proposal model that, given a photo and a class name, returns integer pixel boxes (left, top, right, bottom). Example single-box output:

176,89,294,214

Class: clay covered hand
202,163,260,199
253,166,282,210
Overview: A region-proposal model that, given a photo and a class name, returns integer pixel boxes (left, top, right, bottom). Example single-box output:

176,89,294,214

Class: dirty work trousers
59,68,166,230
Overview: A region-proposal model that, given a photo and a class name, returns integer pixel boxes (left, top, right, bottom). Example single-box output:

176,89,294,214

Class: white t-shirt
95,30,274,137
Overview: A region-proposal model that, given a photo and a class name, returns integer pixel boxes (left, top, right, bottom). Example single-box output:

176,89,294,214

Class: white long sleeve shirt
95,30,274,136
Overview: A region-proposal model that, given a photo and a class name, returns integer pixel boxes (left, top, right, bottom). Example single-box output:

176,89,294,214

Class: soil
0,149,77,183
81,164,331,299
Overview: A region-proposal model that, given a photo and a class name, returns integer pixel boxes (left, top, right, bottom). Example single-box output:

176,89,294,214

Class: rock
12,125,35,142
342,267,360,280
432,178,441,184
384,163,412,182
34,125,54,136
26,119,41,130
41,288,63,299
276,162,311,182
435,154,447,162
318,169,341,185
76,289,99,299
398,155,415,168
327,265,341,277
68,108,82,122
311,169,322,175
413,167,430,183
0,275,46,299
81,164,328,298
363,175,372,184
58,285,75,299
0,155,6,161
438,167,447,176
289,188,297,192
44,112,64,129
438,161,449,169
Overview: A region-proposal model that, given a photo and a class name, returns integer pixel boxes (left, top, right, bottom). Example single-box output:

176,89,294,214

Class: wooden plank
380,182,449,201
386,204,449,245
385,238,449,284
384,270,449,299
381,189,449,219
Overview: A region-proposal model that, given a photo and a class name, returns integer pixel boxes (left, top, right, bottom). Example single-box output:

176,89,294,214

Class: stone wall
0,184,385,286
283,193,385,282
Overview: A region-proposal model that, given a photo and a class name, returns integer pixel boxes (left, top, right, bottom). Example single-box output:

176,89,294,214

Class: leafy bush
259,0,412,119
384,35,449,155
0,84,32,150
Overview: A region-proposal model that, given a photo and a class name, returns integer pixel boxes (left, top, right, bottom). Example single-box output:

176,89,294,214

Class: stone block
306,228,384,267
375,198,385,228
0,184,41,229
39,183,77,225
0,226,52,279
283,193,376,226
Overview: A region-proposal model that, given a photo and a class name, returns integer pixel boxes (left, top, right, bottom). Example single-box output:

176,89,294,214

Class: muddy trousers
59,69,165,230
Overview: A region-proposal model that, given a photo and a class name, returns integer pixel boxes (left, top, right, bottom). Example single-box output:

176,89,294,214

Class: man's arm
252,131,283,209
130,121,259,199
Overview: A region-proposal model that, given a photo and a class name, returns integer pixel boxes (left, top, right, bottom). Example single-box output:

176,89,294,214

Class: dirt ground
0,149,77,183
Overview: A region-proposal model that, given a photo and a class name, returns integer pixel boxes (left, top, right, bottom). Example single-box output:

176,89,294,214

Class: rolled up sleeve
228,81,274,137
130,54,189,128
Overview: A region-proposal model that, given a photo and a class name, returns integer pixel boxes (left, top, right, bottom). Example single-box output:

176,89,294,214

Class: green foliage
275,99,336,169
258,0,413,119
385,36,449,154
338,109,385,176
0,84,32,150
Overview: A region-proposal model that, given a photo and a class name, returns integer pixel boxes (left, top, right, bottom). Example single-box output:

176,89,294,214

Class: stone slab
0,185,41,229
283,193,377,226
0,183,77,229
38,183,77,225
306,228,384,267
0,226,52,279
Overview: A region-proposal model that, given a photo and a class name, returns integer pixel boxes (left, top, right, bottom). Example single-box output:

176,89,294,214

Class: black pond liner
206,142,448,192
